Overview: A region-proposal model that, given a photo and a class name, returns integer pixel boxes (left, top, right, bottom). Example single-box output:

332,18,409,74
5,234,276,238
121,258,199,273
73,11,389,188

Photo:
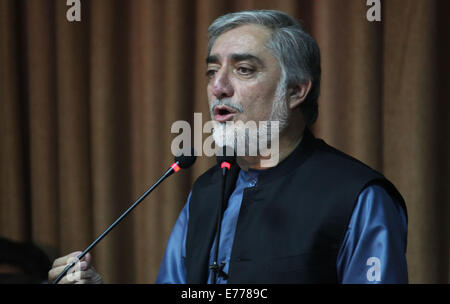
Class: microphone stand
210,163,231,283
53,160,188,284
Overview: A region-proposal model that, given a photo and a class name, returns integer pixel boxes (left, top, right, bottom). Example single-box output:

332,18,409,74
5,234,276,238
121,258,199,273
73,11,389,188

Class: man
49,10,408,284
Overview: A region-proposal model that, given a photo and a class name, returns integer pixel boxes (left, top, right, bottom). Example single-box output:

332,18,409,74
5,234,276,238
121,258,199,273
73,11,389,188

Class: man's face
206,24,285,147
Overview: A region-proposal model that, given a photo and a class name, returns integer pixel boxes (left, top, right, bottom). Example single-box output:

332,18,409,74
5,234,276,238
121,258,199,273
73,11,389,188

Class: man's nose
211,69,234,99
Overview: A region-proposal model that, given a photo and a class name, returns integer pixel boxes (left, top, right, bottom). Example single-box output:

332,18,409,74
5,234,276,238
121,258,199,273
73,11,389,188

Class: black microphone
210,146,236,283
53,148,196,284
216,145,236,176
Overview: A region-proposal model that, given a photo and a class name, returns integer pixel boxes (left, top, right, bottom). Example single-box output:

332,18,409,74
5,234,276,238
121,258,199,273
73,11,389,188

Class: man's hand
48,251,103,284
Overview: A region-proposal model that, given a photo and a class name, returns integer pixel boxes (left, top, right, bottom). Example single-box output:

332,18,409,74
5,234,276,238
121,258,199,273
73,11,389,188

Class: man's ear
288,80,312,110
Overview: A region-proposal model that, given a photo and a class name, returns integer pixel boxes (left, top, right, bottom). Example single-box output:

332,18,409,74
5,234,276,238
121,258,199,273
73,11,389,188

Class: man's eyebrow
206,53,264,66
230,53,264,66
206,55,219,64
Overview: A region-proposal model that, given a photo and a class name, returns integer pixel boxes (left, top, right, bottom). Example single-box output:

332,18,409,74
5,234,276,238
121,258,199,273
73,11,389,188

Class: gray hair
207,10,321,125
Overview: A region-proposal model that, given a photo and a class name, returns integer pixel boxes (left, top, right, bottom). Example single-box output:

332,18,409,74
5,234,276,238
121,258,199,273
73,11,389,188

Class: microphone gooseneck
210,146,236,283
53,149,196,284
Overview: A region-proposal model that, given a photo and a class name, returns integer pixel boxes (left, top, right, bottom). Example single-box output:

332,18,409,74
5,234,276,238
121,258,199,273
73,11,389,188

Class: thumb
80,252,93,268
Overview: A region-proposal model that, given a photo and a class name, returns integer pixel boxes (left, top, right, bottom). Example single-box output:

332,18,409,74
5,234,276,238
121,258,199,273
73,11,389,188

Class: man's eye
205,69,217,78
237,66,254,75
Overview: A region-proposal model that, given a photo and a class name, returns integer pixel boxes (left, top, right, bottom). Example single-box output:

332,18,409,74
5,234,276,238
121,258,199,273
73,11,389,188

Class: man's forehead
208,24,273,63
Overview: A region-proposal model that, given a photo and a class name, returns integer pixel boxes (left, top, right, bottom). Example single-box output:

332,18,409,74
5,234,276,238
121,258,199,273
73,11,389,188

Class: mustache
210,99,244,116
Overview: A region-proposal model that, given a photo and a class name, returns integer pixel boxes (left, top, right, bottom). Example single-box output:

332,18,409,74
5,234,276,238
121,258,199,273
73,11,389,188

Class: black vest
185,129,406,283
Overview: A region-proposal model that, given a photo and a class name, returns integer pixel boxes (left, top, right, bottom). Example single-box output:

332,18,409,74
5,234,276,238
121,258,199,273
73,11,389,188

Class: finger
48,264,72,282
49,264,82,283
52,251,82,268
78,268,96,280
52,269,81,284
49,258,87,283
57,268,89,284
57,273,77,284
63,269,96,284
80,252,92,267
79,261,88,271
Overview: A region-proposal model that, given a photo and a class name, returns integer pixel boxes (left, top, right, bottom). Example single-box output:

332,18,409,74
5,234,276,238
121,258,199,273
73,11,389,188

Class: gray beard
212,82,289,155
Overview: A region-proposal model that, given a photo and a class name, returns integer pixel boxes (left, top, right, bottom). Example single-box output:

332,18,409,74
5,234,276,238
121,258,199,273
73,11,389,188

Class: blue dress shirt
156,169,408,284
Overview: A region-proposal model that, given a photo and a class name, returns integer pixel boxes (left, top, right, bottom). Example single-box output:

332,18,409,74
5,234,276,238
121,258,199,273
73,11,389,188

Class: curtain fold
0,0,448,283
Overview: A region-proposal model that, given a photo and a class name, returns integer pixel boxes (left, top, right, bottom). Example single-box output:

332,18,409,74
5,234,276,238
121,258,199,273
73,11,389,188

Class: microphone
216,145,236,176
210,146,236,283
53,148,196,284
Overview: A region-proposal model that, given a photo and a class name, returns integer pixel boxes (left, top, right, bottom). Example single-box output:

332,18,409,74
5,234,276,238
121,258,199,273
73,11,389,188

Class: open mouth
214,105,237,123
